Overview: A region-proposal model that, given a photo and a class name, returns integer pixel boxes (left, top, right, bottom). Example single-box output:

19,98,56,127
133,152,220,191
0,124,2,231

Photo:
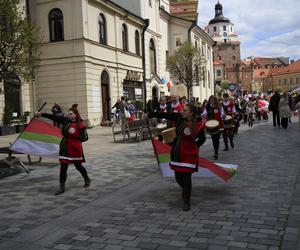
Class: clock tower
205,1,241,90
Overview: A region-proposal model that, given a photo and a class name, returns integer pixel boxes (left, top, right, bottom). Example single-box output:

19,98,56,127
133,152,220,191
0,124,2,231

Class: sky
197,0,300,61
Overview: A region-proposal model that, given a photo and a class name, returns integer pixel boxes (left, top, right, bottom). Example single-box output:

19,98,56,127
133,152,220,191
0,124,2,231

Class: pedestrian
51,103,62,127
246,100,255,129
118,96,129,131
149,103,206,211
269,91,281,127
37,104,91,195
202,95,223,160
294,94,300,132
221,93,236,151
278,92,292,129
111,99,121,123
127,100,136,121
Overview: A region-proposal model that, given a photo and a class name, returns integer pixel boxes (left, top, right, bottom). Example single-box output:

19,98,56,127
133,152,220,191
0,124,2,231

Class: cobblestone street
0,118,299,250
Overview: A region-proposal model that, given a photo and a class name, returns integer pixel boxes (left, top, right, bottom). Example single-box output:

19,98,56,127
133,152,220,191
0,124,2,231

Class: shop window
49,8,64,42
99,13,107,45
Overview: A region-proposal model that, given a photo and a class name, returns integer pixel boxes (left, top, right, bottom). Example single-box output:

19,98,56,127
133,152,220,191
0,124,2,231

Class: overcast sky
198,0,300,61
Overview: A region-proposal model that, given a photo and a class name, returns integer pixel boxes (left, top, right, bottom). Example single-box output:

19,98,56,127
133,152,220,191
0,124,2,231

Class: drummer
221,93,236,151
202,95,224,160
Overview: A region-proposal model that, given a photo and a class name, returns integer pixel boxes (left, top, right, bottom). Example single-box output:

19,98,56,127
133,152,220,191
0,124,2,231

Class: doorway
4,75,21,117
101,70,110,122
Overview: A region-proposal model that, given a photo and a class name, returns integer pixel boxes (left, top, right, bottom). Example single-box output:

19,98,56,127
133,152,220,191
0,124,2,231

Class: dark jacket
269,92,281,112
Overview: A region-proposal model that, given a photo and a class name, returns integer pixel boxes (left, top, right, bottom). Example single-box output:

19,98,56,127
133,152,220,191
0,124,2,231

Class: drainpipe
188,21,197,100
142,19,149,110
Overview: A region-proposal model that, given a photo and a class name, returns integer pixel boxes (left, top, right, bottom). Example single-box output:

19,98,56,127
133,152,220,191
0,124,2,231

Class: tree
0,0,40,83
166,41,206,100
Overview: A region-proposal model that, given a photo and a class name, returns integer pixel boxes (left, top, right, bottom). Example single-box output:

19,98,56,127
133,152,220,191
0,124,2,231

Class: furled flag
151,138,237,181
10,119,62,158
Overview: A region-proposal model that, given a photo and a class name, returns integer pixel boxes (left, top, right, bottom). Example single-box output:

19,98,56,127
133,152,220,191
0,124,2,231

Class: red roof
269,60,300,76
213,60,224,65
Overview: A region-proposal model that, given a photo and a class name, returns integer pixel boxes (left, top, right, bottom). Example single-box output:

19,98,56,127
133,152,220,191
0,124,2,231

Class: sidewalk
0,118,299,249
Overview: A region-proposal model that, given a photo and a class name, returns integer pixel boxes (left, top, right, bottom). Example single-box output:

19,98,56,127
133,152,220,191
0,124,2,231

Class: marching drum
161,127,176,144
205,120,220,135
223,115,233,128
156,123,167,131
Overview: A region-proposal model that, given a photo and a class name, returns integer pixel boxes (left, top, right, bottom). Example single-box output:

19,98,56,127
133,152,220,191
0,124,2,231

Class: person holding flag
149,103,206,211
36,104,91,195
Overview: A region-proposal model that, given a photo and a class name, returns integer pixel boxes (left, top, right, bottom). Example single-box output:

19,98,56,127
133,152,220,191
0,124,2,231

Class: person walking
51,103,62,127
149,103,206,211
221,93,236,151
278,92,292,129
37,105,91,195
269,91,281,127
118,96,129,131
202,95,223,160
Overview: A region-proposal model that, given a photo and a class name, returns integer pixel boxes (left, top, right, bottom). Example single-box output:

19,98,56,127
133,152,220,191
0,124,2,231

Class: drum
223,115,233,128
205,120,220,135
161,127,176,144
156,123,167,131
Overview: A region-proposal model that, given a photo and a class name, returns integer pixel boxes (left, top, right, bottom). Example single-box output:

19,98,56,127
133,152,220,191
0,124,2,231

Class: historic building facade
29,0,145,126
2,0,213,127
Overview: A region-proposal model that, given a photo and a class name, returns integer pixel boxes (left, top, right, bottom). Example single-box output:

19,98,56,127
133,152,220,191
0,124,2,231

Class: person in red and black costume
221,93,236,151
149,103,206,211
37,105,91,195
202,95,224,160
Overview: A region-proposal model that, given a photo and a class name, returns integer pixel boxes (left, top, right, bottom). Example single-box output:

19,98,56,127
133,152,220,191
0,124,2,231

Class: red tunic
59,121,86,164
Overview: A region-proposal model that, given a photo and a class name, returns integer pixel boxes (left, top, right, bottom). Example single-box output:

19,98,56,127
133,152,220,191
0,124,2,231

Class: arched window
122,24,128,52
49,8,64,42
99,13,107,45
149,39,157,74
135,30,140,55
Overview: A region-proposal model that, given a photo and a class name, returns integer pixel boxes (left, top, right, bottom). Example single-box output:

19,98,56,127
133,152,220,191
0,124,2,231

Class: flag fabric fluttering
151,138,237,181
10,119,62,158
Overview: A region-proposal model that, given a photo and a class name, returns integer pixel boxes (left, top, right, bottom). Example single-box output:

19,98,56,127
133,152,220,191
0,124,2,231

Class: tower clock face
223,32,228,37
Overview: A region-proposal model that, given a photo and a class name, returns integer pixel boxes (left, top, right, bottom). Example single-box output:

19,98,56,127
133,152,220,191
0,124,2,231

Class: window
195,40,198,49
233,56,236,60
296,77,299,84
135,30,140,55
278,79,281,85
202,68,206,88
232,46,235,50
290,78,293,84
208,71,210,88
195,66,199,86
175,37,182,46
284,79,287,84
149,0,152,7
99,14,107,45
213,26,216,32
217,70,221,77
223,26,226,31
218,56,222,60
149,39,157,74
122,24,128,52
166,50,169,61
49,8,64,42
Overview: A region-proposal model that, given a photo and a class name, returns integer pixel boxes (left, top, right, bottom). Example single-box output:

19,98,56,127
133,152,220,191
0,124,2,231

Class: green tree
0,0,40,83
166,41,206,99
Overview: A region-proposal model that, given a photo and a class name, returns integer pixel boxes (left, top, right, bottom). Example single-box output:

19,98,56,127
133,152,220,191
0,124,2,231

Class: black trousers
281,118,288,129
222,128,234,148
272,110,280,127
211,132,221,155
59,163,88,183
175,171,192,204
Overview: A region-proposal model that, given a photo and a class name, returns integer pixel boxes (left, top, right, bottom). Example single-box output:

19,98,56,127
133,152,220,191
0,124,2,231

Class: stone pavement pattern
0,118,299,250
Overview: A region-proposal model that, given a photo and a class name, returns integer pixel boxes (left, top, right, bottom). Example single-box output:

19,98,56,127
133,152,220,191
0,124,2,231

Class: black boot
55,182,65,195
213,153,218,160
230,140,234,148
84,177,91,188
